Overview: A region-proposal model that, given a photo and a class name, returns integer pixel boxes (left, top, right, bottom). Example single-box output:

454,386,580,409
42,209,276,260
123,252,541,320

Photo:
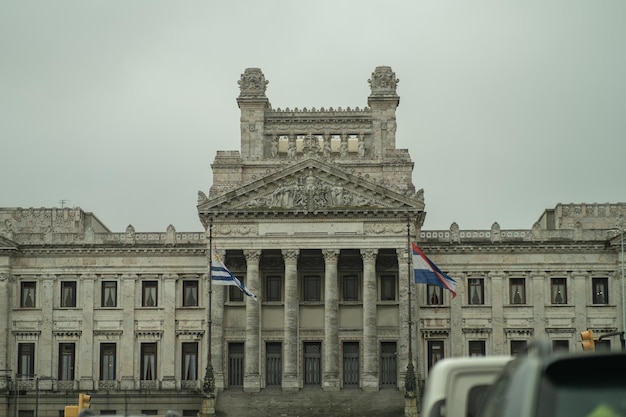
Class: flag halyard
412,242,457,298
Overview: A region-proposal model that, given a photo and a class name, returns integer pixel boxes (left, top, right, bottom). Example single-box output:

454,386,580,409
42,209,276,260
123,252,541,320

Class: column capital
243,249,261,262
322,249,339,262
360,248,378,262
281,249,299,263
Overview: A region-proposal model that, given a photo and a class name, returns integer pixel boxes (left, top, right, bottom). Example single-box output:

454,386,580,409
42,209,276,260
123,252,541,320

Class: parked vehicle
477,341,626,417
421,355,513,417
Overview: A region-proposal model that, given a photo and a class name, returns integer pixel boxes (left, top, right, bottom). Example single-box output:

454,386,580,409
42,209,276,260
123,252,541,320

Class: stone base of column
198,396,216,417
281,375,300,392
404,395,418,417
243,374,261,392
322,374,340,391
362,375,380,391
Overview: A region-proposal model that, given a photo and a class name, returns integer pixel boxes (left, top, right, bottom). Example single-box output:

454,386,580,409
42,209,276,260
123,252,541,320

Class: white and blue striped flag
211,252,257,300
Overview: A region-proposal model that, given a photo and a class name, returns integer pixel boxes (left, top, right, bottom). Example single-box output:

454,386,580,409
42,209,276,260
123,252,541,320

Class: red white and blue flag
412,242,457,298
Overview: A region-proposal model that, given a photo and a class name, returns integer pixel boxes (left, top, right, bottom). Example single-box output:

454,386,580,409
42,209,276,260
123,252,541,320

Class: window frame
101,281,118,308
58,343,75,381
100,343,116,381
426,285,443,306
142,281,158,307
468,278,485,305
18,342,35,378
140,342,157,381
427,340,444,371
265,275,282,302
592,277,609,305
60,281,77,308
379,274,397,302
550,277,567,304
341,274,360,302
182,280,199,307
468,340,486,356
181,342,198,381
302,274,321,302
509,278,526,305
20,281,36,308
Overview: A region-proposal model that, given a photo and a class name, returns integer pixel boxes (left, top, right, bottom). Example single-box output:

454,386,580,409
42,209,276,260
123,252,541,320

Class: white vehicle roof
421,356,513,417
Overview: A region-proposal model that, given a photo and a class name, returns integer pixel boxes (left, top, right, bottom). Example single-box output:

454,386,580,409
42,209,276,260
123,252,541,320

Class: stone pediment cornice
198,158,424,222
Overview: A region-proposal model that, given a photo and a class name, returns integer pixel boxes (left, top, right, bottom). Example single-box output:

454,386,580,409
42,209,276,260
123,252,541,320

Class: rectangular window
427,341,444,371
58,343,75,381
380,342,397,387
141,343,157,380
509,278,526,304
342,275,359,301
101,281,117,307
552,340,569,353
469,341,486,356
343,342,359,387
265,275,282,302
228,343,244,387
266,342,282,386
60,281,77,308
303,342,321,386
510,340,528,355
380,275,396,301
142,281,158,307
303,275,321,302
468,278,484,305
427,285,443,305
551,278,567,304
592,277,609,304
229,275,244,302
100,343,116,381
18,343,35,377
596,339,611,352
181,342,198,380
20,282,36,308
183,281,199,307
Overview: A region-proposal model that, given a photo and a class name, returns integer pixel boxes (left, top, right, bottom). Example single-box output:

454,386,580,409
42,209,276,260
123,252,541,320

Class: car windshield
537,354,626,417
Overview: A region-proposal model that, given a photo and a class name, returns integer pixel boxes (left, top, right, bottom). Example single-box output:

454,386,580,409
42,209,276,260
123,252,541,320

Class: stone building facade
0,67,624,417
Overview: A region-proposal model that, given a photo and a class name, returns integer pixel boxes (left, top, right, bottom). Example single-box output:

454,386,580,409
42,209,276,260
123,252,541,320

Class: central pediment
198,158,424,221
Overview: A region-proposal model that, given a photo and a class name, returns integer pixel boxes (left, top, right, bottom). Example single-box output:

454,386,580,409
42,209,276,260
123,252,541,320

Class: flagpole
201,218,216,416
405,217,416,397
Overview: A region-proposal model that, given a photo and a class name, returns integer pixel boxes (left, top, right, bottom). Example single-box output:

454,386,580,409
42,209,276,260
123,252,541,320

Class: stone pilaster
120,274,137,390
244,249,261,391
449,273,465,357
37,274,55,382
572,270,588,338
489,272,505,351
361,248,379,390
0,273,9,378
78,273,95,390
322,249,340,390
397,247,410,390
210,270,226,390
161,273,177,389
531,270,547,344
282,249,300,391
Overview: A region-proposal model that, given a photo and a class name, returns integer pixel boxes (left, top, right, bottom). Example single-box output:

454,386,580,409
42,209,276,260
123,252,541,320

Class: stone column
449,273,465,357
244,250,261,391
282,249,300,391
572,270,588,338
361,248,379,390
161,273,177,389
120,273,137,390
78,273,95,390
37,274,55,383
322,249,340,390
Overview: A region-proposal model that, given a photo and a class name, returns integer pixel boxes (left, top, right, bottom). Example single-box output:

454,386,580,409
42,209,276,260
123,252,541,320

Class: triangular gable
0,235,18,251
198,158,424,217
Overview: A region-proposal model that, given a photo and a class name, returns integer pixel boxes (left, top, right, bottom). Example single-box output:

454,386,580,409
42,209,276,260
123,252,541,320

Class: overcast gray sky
1,1,624,232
